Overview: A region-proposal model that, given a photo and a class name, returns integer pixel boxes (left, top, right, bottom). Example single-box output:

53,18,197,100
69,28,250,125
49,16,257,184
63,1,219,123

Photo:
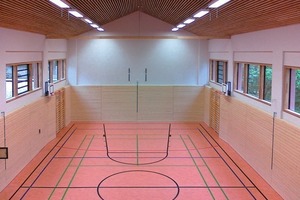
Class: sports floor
0,122,282,200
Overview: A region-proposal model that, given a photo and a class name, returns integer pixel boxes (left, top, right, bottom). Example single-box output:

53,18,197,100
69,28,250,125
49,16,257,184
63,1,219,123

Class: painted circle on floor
97,170,180,200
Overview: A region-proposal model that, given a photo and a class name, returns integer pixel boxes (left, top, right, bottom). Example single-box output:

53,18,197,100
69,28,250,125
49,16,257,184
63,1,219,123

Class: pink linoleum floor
0,122,283,200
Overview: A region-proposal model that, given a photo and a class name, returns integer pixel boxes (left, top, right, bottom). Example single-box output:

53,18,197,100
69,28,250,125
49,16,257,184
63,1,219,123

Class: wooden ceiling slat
1,0,300,38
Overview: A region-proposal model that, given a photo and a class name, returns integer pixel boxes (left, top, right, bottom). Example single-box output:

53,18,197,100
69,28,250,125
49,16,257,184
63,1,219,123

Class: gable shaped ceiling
1,0,300,39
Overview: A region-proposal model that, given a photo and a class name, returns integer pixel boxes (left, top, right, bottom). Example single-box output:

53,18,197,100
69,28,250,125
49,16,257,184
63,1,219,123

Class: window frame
6,61,42,101
284,66,300,117
48,59,66,83
234,62,272,104
209,59,228,84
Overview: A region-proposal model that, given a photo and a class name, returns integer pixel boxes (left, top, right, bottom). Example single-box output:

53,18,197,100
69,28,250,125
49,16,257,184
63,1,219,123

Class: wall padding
273,119,300,200
102,86,137,121
55,88,65,132
70,86,205,122
0,97,56,192
0,117,5,185
173,86,204,121
220,94,273,179
70,86,102,121
212,85,300,200
209,89,221,133
138,86,173,121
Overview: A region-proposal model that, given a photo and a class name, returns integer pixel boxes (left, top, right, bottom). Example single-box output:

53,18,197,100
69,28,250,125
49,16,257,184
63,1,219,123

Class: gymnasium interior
0,0,300,199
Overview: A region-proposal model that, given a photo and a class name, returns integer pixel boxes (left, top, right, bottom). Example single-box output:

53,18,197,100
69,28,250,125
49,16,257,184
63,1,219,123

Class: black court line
103,123,172,165
97,170,180,200
198,124,268,200
18,127,79,199
8,124,76,200
23,185,258,189
7,123,268,199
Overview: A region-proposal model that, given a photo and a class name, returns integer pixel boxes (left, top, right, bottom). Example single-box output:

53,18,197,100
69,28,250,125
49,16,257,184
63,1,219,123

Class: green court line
187,135,229,200
180,135,215,200
48,135,88,200
61,135,95,199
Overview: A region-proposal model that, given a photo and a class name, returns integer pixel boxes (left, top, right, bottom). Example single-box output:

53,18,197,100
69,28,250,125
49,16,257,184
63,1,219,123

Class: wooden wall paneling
70,86,102,121
101,86,137,121
203,87,211,124
138,86,173,121
55,88,66,132
64,86,72,125
220,94,273,180
220,94,248,155
272,119,300,200
173,86,204,121
243,105,273,179
219,91,300,199
0,97,56,191
209,88,220,133
0,117,5,184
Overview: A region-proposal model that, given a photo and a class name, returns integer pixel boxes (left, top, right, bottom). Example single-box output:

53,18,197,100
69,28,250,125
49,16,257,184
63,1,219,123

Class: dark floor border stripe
9,124,76,200
198,124,268,200
10,125,78,200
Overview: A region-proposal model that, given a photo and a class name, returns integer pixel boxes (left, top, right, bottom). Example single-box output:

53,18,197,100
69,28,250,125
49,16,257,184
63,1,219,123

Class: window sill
6,88,43,103
283,109,300,118
234,90,271,106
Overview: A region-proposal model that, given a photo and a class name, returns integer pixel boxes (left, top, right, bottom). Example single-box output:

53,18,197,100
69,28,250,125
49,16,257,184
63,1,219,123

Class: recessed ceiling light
177,24,186,28
84,19,93,24
49,0,70,8
68,10,83,18
184,18,195,24
97,27,104,32
194,10,209,18
172,28,179,32
90,24,99,28
209,0,231,8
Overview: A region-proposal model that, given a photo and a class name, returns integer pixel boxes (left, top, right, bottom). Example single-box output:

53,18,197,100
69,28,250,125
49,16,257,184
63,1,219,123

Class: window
48,59,66,83
285,67,300,114
209,60,227,84
17,64,30,95
235,62,272,102
247,64,260,98
6,62,42,100
6,66,13,99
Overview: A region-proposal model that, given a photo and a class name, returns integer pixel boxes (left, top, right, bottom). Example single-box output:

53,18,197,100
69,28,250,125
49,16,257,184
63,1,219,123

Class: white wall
0,28,68,192
209,24,300,200
0,28,68,114
208,24,300,127
68,12,209,86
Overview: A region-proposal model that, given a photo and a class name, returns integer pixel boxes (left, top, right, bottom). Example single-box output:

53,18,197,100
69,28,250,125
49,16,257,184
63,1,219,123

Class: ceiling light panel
194,10,209,18
177,24,186,28
68,10,83,18
209,0,231,8
49,0,70,8
184,18,195,24
84,19,93,24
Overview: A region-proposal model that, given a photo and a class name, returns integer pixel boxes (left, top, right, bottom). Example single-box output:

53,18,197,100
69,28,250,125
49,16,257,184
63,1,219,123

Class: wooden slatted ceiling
1,0,300,38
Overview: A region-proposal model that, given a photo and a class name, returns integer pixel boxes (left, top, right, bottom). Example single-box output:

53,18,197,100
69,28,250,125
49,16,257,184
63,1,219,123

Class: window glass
32,63,41,90
263,66,272,102
17,64,29,95
6,66,13,99
209,60,227,84
295,69,300,113
53,60,59,82
247,64,260,98
288,68,300,113
217,61,224,84
236,63,245,91
61,60,66,79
